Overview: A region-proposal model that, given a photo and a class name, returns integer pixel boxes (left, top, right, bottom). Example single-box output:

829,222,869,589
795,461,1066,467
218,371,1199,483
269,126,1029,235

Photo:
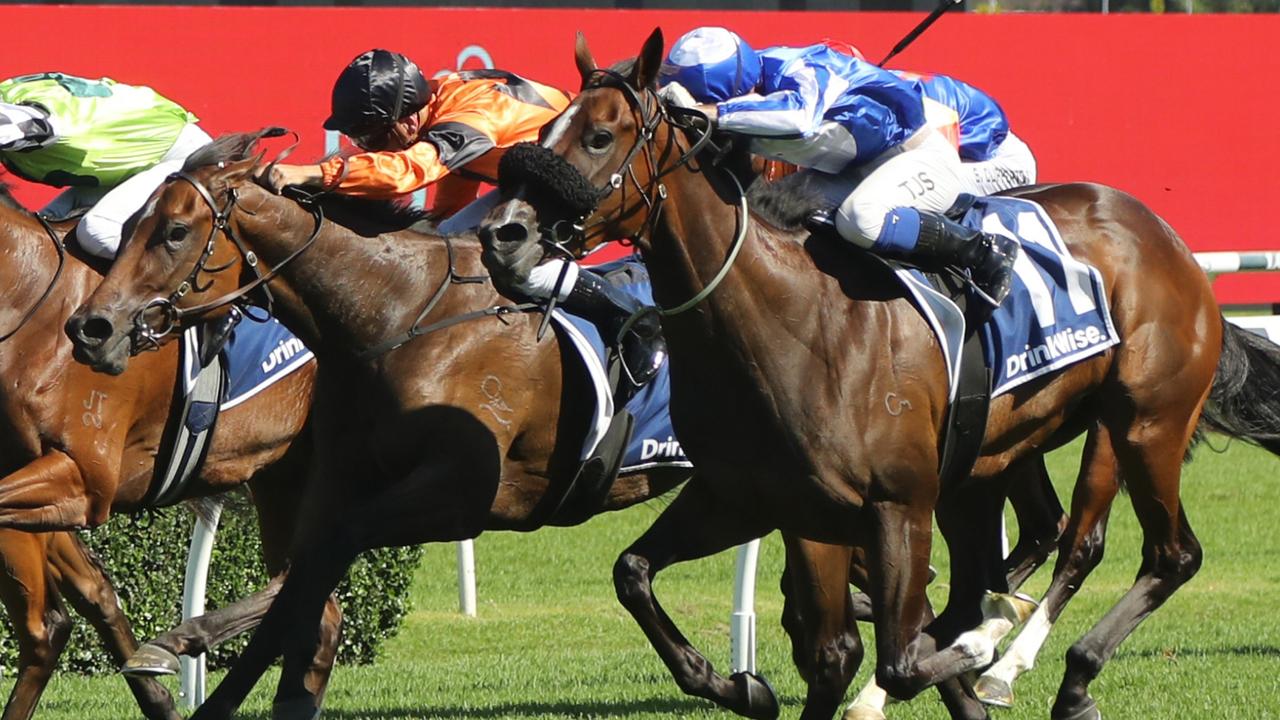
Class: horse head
66,129,290,374
482,29,687,263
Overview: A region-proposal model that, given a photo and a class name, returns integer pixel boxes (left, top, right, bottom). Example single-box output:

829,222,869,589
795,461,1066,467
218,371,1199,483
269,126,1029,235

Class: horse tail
1196,317,1280,455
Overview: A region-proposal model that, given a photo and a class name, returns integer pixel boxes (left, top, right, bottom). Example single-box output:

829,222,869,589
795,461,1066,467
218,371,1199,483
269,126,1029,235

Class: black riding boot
563,270,668,388
912,211,1019,307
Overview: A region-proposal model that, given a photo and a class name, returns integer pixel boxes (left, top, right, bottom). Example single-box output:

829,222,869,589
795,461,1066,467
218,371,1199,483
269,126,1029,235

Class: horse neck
646,159,775,328
236,189,492,356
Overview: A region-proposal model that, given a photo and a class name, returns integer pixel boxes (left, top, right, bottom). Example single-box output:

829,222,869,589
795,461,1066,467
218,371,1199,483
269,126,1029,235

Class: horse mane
183,131,429,235
744,169,831,232
313,192,430,235
181,131,271,173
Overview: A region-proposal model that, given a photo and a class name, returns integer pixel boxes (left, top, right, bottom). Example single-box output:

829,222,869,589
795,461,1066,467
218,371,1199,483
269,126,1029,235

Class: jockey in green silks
0,72,210,259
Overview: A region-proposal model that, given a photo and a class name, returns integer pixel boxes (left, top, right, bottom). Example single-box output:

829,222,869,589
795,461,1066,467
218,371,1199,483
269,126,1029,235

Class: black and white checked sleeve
0,102,55,152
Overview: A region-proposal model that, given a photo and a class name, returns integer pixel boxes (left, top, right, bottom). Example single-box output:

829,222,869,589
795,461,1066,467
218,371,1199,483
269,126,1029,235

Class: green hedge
0,496,423,674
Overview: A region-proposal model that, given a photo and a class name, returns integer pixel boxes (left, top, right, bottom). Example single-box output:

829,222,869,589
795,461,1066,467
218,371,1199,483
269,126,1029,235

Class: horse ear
631,27,665,90
575,32,597,88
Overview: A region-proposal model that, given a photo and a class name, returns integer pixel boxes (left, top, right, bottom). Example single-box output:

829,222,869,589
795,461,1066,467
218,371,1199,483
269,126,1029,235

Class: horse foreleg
1003,457,1067,591
0,531,71,720
614,479,778,719
974,428,1118,709
780,537,863,720
0,451,101,531
124,574,286,677
47,531,179,720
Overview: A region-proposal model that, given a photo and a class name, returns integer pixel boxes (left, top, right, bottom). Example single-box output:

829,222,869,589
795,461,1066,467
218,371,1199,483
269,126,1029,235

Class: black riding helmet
322,49,430,136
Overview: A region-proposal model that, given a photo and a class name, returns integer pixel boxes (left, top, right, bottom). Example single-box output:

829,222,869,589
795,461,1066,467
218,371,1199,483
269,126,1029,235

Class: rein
0,212,65,343
568,70,749,318
355,239,538,361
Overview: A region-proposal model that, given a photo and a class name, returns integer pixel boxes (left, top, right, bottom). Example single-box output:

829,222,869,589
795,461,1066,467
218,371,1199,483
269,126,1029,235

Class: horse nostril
79,315,116,343
477,225,495,245
494,223,529,245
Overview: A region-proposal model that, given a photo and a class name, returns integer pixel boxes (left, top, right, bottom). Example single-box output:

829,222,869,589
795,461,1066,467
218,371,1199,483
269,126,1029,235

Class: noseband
130,169,323,352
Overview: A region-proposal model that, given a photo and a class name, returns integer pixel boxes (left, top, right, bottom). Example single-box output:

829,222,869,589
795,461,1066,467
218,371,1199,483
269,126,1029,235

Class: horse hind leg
615,479,779,719
975,425,1118,710
1003,456,1067,591
0,531,73,720
1051,413,1203,720
48,532,179,720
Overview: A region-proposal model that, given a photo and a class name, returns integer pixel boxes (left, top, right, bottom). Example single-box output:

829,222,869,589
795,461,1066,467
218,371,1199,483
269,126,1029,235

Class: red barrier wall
3,7,1275,303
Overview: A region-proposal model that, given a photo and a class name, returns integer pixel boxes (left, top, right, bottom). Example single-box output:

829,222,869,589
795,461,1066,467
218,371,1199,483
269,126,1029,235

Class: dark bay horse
0,183,332,719
64,132,692,720
475,29,1280,720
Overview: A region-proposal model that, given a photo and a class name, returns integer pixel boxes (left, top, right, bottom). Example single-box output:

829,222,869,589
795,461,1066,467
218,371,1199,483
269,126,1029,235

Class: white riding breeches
965,131,1037,196
44,123,212,259
834,129,969,248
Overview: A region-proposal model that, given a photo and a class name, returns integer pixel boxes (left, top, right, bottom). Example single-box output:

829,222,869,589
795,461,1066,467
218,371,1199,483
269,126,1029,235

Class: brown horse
0,183,333,719
64,132,696,720
475,29,1280,720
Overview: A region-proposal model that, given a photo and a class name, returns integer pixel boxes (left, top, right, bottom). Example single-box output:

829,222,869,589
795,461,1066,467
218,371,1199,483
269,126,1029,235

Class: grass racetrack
13,437,1280,719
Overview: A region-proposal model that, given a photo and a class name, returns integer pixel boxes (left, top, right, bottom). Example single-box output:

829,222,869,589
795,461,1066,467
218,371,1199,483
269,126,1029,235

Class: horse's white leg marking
842,677,889,720
980,601,1055,687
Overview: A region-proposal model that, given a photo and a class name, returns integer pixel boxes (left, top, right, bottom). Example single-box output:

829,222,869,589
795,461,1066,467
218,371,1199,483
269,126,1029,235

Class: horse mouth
70,336,130,375
66,314,133,376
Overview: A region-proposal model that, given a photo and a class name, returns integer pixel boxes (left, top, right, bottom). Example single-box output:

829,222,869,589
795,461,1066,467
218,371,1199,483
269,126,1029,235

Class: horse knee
613,553,651,610
809,634,862,690
20,611,69,671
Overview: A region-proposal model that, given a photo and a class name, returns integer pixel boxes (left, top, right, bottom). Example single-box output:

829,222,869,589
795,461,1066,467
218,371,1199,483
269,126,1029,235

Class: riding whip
878,0,964,67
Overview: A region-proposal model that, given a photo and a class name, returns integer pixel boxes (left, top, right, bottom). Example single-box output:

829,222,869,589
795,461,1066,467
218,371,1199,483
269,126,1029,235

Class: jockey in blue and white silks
893,71,1037,195
817,40,1037,196
661,27,1018,306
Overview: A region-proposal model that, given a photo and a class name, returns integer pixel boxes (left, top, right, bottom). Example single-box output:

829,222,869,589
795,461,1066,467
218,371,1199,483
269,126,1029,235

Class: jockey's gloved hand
657,81,697,109
258,164,323,195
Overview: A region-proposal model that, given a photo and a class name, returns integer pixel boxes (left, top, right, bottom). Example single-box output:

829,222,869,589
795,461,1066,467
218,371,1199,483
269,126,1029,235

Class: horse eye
167,224,189,244
587,129,613,151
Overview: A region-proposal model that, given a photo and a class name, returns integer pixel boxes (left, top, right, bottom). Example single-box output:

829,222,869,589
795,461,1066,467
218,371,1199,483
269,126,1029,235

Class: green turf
10,438,1280,719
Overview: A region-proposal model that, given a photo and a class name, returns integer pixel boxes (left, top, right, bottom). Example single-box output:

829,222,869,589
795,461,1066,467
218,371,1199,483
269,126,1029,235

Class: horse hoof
731,671,780,720
973,675,1014,708
842,704,887,720
272,695,322,720
1054,698,1101,720
120,644,180,677
982,591,1039,625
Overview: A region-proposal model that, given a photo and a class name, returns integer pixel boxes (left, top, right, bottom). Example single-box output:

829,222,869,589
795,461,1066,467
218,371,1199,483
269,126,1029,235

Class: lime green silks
0,73,198,187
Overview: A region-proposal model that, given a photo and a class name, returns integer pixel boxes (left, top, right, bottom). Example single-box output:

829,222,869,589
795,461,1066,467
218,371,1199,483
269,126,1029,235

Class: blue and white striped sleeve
0,102,55,152
716,58,837,137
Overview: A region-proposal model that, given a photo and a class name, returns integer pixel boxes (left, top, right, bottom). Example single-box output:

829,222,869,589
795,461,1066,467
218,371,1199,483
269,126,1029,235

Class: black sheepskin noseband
498,143,603,221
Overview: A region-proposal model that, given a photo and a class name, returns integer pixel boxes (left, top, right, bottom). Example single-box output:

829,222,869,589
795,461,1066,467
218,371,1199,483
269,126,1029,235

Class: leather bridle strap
168,171,324,322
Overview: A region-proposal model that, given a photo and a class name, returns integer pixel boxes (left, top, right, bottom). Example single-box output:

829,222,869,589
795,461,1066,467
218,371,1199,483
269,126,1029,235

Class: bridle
553,69,750,318
129,168,324,352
